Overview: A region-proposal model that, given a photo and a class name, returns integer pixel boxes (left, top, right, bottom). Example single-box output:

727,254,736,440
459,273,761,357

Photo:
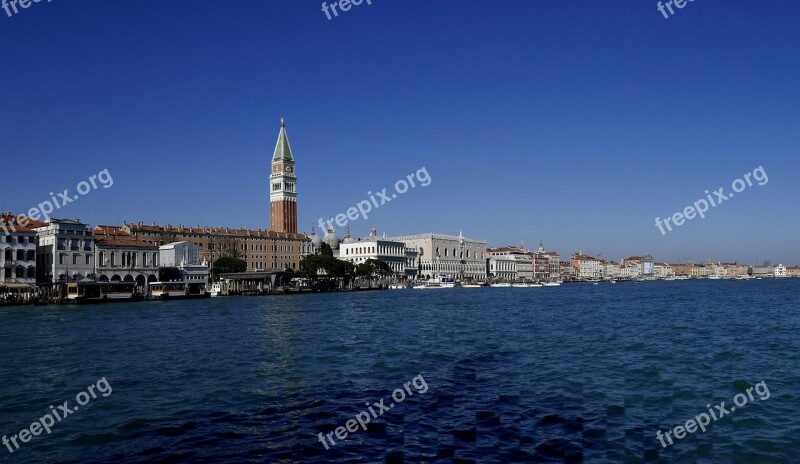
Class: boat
389,284,407,289
542,281,561,287
490,282,512,288
512,283,530,288
148,281,210,299
530,283,543,288
461,284,483,288
439,275,456,288
209,283,222,297
64,282,141,304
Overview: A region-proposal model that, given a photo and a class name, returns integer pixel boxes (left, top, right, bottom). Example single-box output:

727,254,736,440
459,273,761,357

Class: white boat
709,275,724,280
542,281,561,287
461,284,483,288
490,283,512,288
512,283,530,288
209,283,222,297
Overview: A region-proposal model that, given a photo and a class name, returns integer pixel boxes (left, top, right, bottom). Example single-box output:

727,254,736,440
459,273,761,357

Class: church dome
343,227,354,244
310,226,323,250
324,226,340,250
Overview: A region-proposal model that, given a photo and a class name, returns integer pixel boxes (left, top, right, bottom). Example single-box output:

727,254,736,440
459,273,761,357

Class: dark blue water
1,280,799,463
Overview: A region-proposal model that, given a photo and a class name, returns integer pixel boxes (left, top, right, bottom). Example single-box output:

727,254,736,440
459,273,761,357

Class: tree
320,242,334,257
300,254,354,277
355,259,394,278
213,256,247,278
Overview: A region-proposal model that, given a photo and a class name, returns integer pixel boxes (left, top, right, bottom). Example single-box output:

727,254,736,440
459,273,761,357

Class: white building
1,213,37,290
387,232,487,280
339,228,409,278
603,261,620,280
94,226,159,288
774,264,788,278
654,263,674,279
571,253,602,280
35,218,95,283
159,242,209,283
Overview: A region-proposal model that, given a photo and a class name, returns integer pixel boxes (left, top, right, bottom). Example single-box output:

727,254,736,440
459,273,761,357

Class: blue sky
1,0,798,263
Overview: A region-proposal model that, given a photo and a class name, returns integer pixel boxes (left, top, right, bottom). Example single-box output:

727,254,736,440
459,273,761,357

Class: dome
309,226,323,249
324,225,340,250
343,227,353,244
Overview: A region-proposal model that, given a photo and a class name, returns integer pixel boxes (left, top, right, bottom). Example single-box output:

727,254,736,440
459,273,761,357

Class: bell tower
269,118,298,234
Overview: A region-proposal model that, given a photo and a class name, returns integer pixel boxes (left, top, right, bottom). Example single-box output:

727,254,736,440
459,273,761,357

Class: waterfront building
691,264,711,278
721,262,749,277
670,263,692,277
787,266,800,277
774,264,788,278
653,263,674,279
487,248,517,281
404,249,419,279
560,261,577,281
706,260,726,278
752,266,774,277
0,213,38,292
603,261,620,280
621,255,656,277
123,223,312,273
619,262,640,280
571,253,602,280
387,232,487,280
535,243,561,281
339,228,409,277
94,226,159,288
34,218,95,283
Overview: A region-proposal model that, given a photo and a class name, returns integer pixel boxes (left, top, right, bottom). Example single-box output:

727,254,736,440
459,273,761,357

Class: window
73,255,78,265
85,255,91,265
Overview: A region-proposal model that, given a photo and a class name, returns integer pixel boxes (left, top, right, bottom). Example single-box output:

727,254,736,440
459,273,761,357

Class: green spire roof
272,117,294,162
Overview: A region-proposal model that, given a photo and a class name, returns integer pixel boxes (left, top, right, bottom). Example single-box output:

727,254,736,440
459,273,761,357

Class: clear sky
1,0,798,264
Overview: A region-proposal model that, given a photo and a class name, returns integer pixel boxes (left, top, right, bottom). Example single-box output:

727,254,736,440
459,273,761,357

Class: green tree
213,256,247,278
300,254,354,277
320,242,334,257
355,259,394,278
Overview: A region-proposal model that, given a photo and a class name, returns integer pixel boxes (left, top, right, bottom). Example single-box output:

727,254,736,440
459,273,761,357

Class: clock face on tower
286,166,293,173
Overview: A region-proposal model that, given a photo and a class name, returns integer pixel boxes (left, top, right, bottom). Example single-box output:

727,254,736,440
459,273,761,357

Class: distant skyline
1,1,798,264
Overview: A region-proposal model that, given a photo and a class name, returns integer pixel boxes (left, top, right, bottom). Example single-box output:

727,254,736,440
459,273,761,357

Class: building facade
35,218,95,283
388,232,487,280
94,226,159,287
122,223,312,273
571,253,602,280
1,213,37,289
340,228,410,277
